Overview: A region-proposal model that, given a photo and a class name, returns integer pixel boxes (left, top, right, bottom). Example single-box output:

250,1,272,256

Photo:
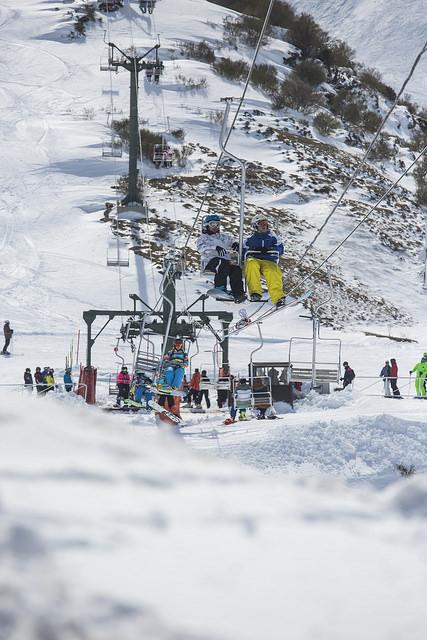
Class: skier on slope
242,213,286,308
160,338,188,391
2,321,13,355
196,214,246,303
63,369,73,392
24,368,33,393
379,360,391,397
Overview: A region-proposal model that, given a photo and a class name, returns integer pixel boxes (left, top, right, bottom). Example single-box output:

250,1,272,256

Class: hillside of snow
288,0,427,106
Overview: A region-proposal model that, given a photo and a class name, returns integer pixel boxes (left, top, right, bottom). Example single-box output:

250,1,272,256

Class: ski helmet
251,213,271,231
343,361,349,367
174,337,183,347
202,214,221,233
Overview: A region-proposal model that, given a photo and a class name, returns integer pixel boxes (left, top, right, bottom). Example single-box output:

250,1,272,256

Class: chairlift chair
102,136,123,158
98,0,123,12
106,239,129,267
152,143,173,168
139,0,156,14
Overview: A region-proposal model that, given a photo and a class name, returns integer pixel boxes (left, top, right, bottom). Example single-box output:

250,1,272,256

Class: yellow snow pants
244,258,284,304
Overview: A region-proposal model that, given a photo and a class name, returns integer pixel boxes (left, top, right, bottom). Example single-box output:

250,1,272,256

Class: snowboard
148,399,182,424
147,384,187,398
206,287,235,302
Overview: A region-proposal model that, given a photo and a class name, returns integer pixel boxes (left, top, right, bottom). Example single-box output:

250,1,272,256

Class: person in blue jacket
133,374,154,409
242,213,286,307
160,338,188,390
63,368,73,392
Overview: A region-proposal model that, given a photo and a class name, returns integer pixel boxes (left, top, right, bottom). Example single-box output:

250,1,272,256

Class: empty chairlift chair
102,135,123,158
139,0,156,13
107,239,129,267
98,0,123,11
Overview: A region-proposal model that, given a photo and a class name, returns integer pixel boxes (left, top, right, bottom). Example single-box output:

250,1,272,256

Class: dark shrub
273,76,324,112
369,135,394,160
171,128,185,141
207,0,296,28
360,68,396,101
213,57,249,81
313,111,340,135
318,40,355,72
294,60,326,86
414,157,427,205
180,40,215,64
362,110,382,133
251,63,278,94
342,100,363,126
223,15,271,47
287,13,328,58
409,129,427,152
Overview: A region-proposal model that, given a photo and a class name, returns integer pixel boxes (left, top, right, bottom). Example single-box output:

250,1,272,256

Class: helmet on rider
202,214,221,234
251,213,271,231
174,337,183,348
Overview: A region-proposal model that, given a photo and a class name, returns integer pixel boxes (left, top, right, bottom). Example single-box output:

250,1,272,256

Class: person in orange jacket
188,368,201,407
116,365,131,406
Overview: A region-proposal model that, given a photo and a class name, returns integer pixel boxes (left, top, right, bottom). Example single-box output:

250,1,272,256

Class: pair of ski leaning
196,212,287,309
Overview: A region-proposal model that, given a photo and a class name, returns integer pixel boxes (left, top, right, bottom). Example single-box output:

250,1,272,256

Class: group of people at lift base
196,212,287,307
22,367,73,394
379,354,427,398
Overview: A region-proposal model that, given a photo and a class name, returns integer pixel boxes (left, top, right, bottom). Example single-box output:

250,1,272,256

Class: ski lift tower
106,41,161,212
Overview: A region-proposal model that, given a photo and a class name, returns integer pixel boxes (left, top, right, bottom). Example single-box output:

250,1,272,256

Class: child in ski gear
410,359,427,397
2,321,13,354
45,369,55,393
340,361,355,388
116,365,131,405
196,370,211,409
34,367,45,394
196,214,246,303
162,338,188,390
379,360,391,397
234,377,252,420
64,369,73,392
133,375,153,409
242,214,286,307
24,368,33,392
389,359,401,397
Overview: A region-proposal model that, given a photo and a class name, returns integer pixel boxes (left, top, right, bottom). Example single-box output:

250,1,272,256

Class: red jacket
116,372,130,385
390,362,398,378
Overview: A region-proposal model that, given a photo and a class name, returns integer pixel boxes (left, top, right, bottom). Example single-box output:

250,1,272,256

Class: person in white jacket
196,214,245,303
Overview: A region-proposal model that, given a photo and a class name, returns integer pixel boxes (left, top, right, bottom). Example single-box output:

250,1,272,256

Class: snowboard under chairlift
106,239,129,267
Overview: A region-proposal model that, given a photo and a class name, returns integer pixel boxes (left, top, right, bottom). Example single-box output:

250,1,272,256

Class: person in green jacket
410,358,427,397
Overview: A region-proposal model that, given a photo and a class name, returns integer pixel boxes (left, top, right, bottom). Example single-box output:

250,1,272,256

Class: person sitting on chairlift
242,213,286,308
196,214,246,304
161,338,188,390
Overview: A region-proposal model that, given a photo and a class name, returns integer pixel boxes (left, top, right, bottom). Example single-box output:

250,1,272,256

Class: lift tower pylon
107,42,161,206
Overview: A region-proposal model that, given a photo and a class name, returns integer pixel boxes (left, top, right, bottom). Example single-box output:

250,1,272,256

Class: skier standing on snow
242,213,286,308
34,367,45,395
196,370,211,409
45,368,55,393
2,321,13,355
64,368,73,392
234,377,252,421
389,358,401,397
341,361,355,389
379,360,391,397
196,214,246,303
161,338,188,390
115,365,131,406
24,368,33,393
410,358,427,397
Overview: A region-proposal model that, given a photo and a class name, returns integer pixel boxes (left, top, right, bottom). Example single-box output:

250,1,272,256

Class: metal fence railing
0,383,88,401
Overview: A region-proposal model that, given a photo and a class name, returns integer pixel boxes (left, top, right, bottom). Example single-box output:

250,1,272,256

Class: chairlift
98,0,123,11
102,136,123,158
139,0,156,14
106,238,129,267
99,57,117,72
153,143,173,168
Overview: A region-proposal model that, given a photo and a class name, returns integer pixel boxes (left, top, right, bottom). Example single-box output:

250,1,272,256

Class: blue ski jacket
242,231,284,263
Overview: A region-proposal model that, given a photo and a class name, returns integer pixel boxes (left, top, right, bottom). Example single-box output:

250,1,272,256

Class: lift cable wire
283,144,427,303
103,2,125,311
181,0,276,254
297,38,427,267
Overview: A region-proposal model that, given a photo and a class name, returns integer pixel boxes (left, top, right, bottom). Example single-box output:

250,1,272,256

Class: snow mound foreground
1,394,427,639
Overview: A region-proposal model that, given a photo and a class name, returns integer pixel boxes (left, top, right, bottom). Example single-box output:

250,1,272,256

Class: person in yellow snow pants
244,258,284,305
242,213,286,308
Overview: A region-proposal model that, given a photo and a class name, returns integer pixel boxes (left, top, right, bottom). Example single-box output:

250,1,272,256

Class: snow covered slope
289,0,427,105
